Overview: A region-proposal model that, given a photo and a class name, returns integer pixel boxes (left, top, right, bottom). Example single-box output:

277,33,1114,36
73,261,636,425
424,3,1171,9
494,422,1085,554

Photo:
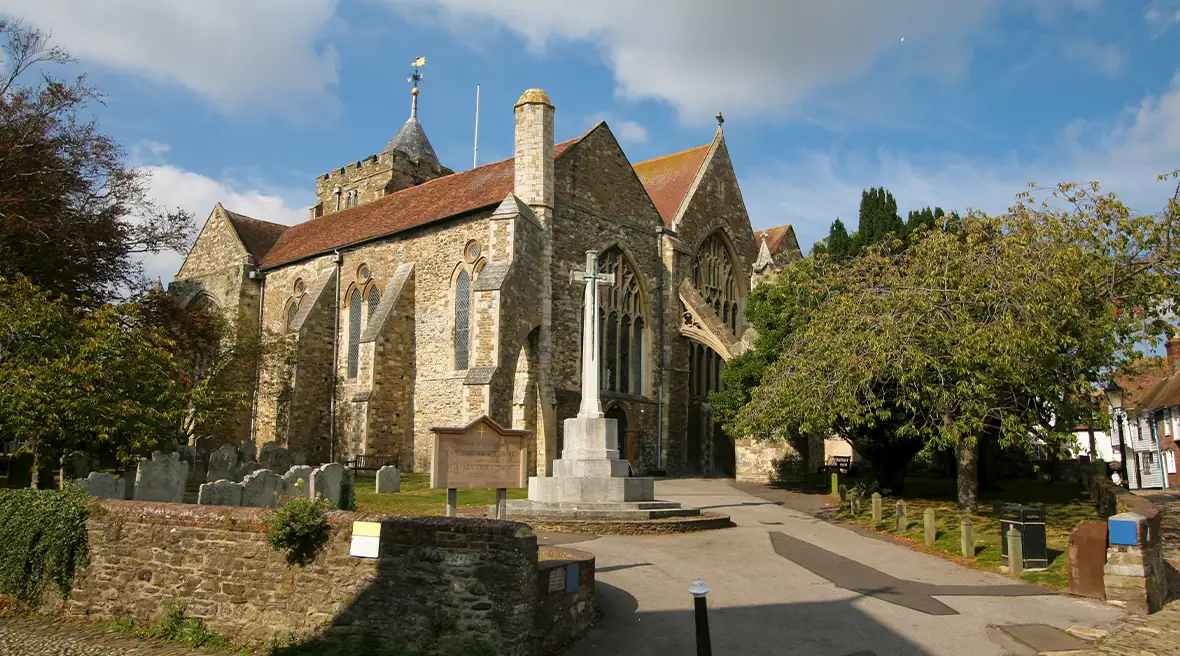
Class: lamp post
1104,382,1130,488
690,579,712,656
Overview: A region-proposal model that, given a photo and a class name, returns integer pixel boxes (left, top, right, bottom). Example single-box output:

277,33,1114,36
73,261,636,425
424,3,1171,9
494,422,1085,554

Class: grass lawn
353,472,527,517
836,477,1098,590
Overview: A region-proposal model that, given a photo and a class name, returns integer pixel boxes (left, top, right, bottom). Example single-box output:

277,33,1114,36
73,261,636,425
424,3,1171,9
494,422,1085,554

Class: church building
172,81,801,479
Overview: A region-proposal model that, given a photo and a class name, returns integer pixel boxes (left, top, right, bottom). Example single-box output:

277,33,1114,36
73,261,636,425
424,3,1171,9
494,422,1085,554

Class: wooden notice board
430,415,530,490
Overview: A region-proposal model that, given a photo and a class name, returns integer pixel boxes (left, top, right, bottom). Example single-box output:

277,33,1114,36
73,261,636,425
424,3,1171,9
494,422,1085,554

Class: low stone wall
534,547,597,655
50,500,564,654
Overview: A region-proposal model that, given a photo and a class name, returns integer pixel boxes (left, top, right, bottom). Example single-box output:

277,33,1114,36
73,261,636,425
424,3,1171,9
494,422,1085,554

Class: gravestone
850,490,861,515
241,469,283,507
237,441,256,465
871,493,882,524
258,443,292,473
7,453,33,488
291,451,308,466
207,444,238,483
895,501,907,532
376,465,401,494
198,479,243,506
74,472,125,500
60,453,90,480
234,461,259,482
310,462,346,508
1068,520,1108,600
961,517,975,558
178,445,208,484
282,465,313,499
133,451,188,503
924,508,936,545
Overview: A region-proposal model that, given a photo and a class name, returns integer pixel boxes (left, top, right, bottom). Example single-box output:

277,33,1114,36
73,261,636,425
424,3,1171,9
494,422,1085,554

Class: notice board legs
496,488,507,520
446,488,457,517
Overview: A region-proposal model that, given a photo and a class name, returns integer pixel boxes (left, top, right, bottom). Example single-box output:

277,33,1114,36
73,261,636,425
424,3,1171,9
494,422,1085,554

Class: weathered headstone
282,465,313,499
838,484,847,503
178,445,208,484
850,490,861,515
310,462,346,508
241,469,283,507
1068,520,1108,600
961,517,974,558
197,479,243,506
133,451,189,503
895,501,907,532
376,465,401,494
236,441,256,465
871,492,882,524
74,472,125,500
207,444,239,483
924,508,936,545
234,461,259,482
291,451,308,467
7,453,33,488
258,443,292,473
60,453,90,481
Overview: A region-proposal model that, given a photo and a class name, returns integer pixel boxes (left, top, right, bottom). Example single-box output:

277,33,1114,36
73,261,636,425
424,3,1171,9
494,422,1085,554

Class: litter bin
1000,504,1048,570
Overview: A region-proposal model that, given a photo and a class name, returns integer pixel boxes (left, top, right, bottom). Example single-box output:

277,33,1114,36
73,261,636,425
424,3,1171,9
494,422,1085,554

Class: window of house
1141,451,1155,476
454,270,471,370
347,288,362,378
595,248,645,395
1165,449,1177,475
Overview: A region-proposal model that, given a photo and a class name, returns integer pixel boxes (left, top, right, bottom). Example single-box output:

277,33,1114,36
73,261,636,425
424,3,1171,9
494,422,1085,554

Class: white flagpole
473,84,480,169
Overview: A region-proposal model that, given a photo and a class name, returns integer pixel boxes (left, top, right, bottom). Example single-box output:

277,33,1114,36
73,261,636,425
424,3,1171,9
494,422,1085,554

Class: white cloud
745,72,1180,252
136,163,310,283
1146,0,1180,34
588,112,647,143
0,0,342,120
388,0,1001,123
1062,40,1125,76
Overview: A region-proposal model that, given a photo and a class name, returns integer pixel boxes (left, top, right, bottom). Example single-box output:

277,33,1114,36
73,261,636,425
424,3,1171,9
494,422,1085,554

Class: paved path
565,478,1125,656
0,616,224,655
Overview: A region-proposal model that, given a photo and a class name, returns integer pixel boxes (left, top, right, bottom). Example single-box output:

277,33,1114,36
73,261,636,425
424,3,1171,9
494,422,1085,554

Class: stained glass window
454,271,471,370
596,248,645,395
347,288,362,378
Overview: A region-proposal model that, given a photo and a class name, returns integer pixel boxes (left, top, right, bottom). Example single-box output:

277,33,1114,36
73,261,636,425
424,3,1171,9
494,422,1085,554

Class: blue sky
1,0,1178,281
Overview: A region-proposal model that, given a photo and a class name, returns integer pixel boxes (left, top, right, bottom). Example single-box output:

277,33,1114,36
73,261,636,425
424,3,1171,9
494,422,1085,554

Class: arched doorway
687,339,735,477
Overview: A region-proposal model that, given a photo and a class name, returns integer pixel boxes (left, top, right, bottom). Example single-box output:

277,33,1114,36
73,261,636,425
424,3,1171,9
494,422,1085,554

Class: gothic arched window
286,301,300,332
692,232,740,335
454,270,471,370
596,248,646,395
366,286,381,326
347,288,362,378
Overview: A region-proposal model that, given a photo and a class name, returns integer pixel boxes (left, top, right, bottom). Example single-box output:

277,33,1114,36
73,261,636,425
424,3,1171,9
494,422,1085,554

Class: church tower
309,58,453,219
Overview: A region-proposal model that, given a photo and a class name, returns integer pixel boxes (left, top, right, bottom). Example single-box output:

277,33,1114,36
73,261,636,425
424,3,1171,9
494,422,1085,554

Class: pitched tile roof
261,138,580,269
221,207,288,262
632,144,711,227
1115,359,1171,410
755,224,800,257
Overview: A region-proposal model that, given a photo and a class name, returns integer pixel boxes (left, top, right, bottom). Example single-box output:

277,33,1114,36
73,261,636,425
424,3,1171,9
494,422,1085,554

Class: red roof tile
755,224,799,257
1115,359,1170,410
222,208,288,262
261,138,580,269
633,144,711,227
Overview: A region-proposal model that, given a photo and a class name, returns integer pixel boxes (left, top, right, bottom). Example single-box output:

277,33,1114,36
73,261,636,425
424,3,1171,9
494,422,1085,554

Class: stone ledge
518,512,733,536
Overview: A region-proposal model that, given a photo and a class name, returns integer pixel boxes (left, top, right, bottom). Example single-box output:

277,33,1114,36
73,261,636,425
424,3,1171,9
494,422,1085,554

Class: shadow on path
769,532,1053,616
566,581,935,656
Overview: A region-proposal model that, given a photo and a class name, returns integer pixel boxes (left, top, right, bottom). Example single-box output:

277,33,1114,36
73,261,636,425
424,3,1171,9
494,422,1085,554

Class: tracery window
596,248,645,395
692,232,740,335
366,286,381,326
286,301,300,332
454,270,471,370
347,288,363,378
688,342,725,398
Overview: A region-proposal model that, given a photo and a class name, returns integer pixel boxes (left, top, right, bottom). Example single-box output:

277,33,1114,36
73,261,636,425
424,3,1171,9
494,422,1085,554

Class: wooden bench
347,454,398,472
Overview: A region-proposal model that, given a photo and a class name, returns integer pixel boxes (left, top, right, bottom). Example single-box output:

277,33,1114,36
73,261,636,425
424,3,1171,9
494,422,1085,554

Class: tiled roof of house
1115,359,1172,410
632,144,711,227
755,224,800,257
261,138,581,269
221,207,288,262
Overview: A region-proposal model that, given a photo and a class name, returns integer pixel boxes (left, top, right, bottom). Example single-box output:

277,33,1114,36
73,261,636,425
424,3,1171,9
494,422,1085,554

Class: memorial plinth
504,251,720,531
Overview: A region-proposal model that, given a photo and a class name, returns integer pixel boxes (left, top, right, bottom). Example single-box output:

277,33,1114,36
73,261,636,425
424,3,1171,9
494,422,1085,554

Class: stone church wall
550,126,665,473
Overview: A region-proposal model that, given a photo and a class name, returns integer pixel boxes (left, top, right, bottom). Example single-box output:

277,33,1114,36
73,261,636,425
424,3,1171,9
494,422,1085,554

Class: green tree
729,176,1180,510
0,20,192,304
856,187,903,251
0,276,187,485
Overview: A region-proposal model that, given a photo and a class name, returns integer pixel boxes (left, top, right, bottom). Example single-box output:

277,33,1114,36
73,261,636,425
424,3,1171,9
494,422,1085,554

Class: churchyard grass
353,473,526,516
838,477,1097,590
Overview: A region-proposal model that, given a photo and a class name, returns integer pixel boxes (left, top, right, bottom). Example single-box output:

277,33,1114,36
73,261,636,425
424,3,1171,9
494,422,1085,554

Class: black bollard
690,579,712,656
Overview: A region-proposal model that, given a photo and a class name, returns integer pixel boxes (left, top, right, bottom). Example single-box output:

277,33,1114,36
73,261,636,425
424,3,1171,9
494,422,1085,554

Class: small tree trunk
957,439,980,513
1088,426,1101,476
30,451,56,490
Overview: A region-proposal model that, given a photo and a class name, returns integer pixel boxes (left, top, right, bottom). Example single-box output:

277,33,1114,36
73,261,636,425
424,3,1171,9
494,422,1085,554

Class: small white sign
350,521,381,559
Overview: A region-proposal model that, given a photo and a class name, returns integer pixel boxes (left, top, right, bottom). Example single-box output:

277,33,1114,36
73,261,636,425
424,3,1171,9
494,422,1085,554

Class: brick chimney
1167,335,1180,375
513,89,555,226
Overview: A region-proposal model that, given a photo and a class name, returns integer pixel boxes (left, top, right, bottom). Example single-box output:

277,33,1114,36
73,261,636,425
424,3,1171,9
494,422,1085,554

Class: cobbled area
0,616,229,655
1080,600,1180,655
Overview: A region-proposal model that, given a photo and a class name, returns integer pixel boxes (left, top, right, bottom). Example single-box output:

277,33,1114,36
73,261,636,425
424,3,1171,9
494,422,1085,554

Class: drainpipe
248,261,265,445
329,250,343,462
656,226,668,471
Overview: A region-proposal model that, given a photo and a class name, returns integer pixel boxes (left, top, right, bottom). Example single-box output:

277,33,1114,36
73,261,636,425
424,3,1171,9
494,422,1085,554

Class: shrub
265,496,332,566
0,488,90,605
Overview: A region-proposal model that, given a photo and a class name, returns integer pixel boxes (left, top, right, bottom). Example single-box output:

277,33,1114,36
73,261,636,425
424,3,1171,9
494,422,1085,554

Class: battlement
319,153,386,182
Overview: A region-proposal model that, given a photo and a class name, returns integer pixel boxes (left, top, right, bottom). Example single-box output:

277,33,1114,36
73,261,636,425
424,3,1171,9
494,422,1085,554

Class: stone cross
570,250,614,419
